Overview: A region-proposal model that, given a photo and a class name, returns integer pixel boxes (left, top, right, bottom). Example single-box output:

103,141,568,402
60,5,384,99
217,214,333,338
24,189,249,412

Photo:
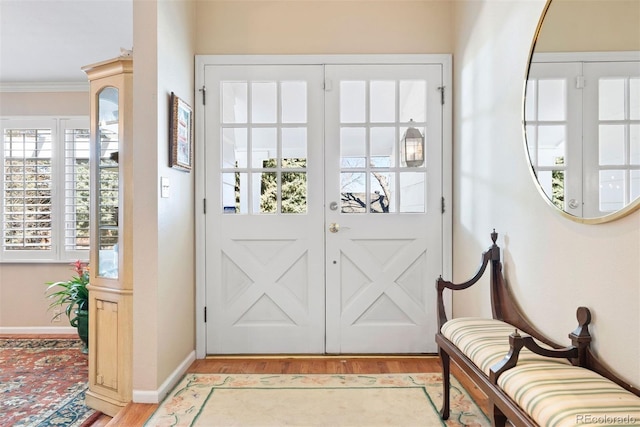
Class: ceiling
0,0,133,85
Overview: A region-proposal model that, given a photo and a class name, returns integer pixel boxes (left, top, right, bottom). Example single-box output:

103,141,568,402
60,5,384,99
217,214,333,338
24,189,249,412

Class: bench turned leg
492,403,507,427
439,348,451,420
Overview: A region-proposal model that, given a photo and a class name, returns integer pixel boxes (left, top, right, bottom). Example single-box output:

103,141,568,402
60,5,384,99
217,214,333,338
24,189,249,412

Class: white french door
201,58,449,355
527,53,640,217
204,65,326,353
324,64,443,353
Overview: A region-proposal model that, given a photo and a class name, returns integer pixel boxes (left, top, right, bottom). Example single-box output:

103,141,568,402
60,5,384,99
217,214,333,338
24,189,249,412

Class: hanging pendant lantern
402,119,425,167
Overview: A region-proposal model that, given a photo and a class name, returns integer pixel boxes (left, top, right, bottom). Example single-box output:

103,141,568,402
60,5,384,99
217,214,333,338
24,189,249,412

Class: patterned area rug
0,338,96,427
145,373,490,426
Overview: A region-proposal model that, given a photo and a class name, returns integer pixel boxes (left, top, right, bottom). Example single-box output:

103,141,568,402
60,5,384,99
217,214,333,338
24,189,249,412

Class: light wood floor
94,356,489,426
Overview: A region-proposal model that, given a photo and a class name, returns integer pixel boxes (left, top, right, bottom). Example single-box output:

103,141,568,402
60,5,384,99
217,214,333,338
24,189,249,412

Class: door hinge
575,76,585,89
199,85,207,105
204,306,207,323
438,86,445,105
441,197,446,214
203,198,207,214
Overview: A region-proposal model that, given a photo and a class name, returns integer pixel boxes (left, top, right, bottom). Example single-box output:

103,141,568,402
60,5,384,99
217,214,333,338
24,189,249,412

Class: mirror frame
523,0,640,224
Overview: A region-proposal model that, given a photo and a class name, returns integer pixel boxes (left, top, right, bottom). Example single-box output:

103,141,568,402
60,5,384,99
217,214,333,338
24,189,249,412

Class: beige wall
451,0,640,386
536,0,640,52
0,90,89,331
0,91,88,116
196,1,452,54
0,263,80,328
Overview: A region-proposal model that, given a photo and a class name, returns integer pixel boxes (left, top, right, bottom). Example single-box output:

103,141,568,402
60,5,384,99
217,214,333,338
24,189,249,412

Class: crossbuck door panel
204,60,446,354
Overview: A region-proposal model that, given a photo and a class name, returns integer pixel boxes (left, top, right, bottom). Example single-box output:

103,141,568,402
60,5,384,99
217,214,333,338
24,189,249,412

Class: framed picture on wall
169,92,193,171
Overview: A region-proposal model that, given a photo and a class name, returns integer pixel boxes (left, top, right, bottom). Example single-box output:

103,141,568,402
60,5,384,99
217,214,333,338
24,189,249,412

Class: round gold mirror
524,0,640,223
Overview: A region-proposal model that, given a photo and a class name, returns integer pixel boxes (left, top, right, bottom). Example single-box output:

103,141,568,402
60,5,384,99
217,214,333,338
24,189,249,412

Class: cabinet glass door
97,87,119,278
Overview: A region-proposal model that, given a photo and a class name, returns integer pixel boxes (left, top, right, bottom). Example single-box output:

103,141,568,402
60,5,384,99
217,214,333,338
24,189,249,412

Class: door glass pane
399,125,425,168
525,80,537,121
252,128,277,168
222,172,247,214
222,128,247,168
599,125,625,165
631,170,640,200
631,78,640,120
599,78,625,121
370,172,395,213
526,125,538,164
281,81,307,124
537,125,566,166
341,127,366,168
538,79,566,121
340,81,366,123
252,82,277,123
341,172,366,213
282,127,307,168
282,172,307,213
631,124,639,165
538,170,565,210
599,170,625,212
399,80,426,123
399,172,425,213
253,172,277,213
370,127,395,168
222,82,247,124
370,81,395,123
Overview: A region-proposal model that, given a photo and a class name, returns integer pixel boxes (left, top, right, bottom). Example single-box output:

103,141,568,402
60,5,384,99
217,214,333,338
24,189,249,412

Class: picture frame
169,92,193,171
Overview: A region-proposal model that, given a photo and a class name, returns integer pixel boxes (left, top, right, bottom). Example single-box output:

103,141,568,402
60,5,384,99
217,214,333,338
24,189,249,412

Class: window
1,118,90,262
220,80,309,214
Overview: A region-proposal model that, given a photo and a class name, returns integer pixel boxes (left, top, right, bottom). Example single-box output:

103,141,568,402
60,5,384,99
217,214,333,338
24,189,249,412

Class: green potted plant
46,260,90,354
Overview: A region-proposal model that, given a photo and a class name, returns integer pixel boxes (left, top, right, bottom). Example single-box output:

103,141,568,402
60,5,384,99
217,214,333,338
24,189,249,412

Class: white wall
451,0,640,386
132,0,196,398
156,0,196,391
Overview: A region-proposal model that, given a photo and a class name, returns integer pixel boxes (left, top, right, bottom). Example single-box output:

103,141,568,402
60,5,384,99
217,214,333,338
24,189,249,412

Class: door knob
568,199,580,209
329,223,340,233
329,201,339,211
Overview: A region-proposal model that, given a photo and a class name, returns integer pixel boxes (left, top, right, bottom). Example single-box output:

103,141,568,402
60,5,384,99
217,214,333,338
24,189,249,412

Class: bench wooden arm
489,330,578,383
489,307,593,383
437,230,500,329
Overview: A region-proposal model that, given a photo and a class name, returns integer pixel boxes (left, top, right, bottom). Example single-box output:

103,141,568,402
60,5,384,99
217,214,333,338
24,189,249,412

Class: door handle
568,199,580,209
329,223,340,233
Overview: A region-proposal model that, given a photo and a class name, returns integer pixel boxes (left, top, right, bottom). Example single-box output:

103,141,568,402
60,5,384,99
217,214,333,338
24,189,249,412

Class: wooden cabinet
82,56,133,416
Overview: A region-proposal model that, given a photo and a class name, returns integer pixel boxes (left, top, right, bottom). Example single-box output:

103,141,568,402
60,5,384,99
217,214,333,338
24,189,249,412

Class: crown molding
0,81,89,93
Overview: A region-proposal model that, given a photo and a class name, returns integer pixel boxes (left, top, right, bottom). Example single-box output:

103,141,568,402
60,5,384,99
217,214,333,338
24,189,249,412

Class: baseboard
132,350,196,404
0,326,76,334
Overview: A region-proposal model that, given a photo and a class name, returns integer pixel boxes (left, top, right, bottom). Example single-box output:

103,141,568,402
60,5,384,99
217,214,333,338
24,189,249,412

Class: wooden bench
436,230,640,426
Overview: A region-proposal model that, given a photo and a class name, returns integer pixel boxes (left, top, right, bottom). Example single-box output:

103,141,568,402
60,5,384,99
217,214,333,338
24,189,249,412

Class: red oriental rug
0,338,98,426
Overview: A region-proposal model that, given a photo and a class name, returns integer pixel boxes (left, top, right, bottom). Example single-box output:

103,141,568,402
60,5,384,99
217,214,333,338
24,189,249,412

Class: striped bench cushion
441,317,570,376
498,363,640,427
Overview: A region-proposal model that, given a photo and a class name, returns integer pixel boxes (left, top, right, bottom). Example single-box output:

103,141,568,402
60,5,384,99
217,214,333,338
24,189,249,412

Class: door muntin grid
220,80,309,215
338,79,428,214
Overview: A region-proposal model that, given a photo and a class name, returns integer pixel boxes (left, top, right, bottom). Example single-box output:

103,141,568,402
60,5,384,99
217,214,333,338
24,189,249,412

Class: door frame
194,54,453,359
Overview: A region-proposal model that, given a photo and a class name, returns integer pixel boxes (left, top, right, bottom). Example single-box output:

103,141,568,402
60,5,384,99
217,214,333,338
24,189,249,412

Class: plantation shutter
62,119,91,259
1,118,90,262
2,120,55,259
